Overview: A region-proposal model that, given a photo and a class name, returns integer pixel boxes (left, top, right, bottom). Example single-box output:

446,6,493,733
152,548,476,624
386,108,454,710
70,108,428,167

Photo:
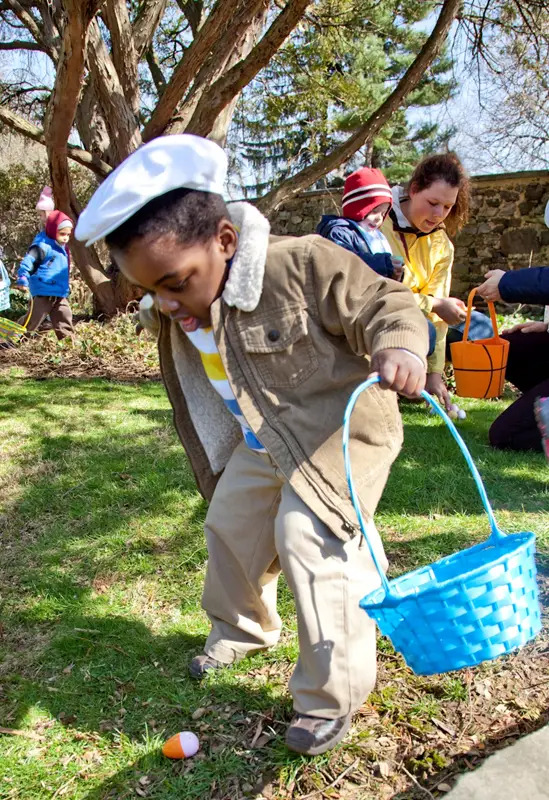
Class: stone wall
269,170,549,299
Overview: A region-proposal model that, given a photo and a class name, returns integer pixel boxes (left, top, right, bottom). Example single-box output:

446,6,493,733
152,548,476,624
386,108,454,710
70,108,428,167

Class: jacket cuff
372,326,429,368
498,272,515,303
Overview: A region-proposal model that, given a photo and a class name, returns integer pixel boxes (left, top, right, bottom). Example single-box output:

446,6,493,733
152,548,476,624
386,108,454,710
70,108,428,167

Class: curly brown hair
407,152,470,237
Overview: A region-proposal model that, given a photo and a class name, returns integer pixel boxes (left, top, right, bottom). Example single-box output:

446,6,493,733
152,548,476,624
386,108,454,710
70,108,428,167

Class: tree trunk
44,0,119,317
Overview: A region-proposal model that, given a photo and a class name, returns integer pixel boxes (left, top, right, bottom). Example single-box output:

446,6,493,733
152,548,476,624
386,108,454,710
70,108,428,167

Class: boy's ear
218,219,238,259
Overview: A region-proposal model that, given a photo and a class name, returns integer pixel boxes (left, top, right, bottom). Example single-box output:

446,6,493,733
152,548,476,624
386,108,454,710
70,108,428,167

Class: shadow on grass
2,378,548,798
0,378,297,798
4,609,294,800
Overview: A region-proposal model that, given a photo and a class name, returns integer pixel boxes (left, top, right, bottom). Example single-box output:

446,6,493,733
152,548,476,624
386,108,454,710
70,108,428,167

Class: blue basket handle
342,375,505,604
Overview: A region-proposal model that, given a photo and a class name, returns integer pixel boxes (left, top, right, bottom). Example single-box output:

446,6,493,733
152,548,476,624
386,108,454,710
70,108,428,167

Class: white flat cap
545,199,549,229
75,134,228,246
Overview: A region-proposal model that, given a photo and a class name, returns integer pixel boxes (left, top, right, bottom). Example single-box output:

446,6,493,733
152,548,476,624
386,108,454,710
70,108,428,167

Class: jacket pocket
239,306,318,389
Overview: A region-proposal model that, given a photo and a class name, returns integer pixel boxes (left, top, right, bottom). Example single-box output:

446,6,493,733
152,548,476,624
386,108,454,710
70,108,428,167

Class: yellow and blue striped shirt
184,325,266,452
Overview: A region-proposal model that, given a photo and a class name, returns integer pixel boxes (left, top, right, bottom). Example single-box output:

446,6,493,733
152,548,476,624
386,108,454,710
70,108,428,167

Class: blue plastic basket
343,376,542,675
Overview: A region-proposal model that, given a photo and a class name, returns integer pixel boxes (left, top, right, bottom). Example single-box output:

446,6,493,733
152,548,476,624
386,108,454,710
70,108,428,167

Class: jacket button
267,329,280,342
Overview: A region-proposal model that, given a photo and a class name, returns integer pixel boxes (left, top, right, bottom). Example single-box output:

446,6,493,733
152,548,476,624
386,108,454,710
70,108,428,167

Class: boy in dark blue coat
316,167,403,281
16,210,74,339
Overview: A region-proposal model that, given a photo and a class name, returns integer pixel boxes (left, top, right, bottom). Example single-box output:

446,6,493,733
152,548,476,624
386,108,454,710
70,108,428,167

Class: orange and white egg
162,731,200,759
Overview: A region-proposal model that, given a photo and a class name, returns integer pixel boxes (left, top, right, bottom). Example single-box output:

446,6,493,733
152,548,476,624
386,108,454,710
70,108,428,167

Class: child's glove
370,348,426,398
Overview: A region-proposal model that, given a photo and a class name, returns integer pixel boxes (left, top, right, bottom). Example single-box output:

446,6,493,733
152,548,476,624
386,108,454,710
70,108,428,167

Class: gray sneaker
189,653,226,679
285,713,352,755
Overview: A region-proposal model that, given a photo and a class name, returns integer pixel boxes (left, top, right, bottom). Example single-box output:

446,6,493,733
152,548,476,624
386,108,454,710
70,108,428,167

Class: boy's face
111,221,237,332
359,202,390,231
56,228,72,245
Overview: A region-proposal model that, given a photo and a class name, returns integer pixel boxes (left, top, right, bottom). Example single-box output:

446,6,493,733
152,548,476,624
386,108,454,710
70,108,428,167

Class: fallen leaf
375,761,392,778
62,664,74,675
0,727,44,741
250,719,264,748
191,707,206,720
58,712,77,726
138,775,151,786
81,749,103,764
437,783,452,792
431,717,456,737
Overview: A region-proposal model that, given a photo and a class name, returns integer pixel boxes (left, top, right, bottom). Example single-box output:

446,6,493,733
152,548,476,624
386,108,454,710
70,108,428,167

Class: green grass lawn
0,374,548,799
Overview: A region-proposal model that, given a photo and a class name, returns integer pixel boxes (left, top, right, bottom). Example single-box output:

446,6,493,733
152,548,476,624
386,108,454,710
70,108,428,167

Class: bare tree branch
146,46,167,95
163,4,269,135
142,0,268,142
176,0,204,36
103,0,139,114
133,0,168,58
185,0,310,137
1,0,41,42
0,39,43,50
257,0,462,213
0,103,112,176
45,0,117,316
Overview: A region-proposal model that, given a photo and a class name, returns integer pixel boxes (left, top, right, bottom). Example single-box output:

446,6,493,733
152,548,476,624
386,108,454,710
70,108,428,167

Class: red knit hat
342,167,393,221
46,210,73,240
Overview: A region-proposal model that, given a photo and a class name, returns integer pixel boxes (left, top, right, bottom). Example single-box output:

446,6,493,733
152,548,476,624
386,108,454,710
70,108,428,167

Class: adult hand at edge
503,320,548,335
477,269,505,303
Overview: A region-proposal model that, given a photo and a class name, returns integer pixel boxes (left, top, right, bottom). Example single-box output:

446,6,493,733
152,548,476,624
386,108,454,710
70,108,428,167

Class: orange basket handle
461,287,499,342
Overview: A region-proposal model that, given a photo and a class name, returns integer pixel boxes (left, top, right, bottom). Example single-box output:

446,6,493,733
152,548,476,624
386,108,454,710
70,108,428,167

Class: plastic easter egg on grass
162,731,200,759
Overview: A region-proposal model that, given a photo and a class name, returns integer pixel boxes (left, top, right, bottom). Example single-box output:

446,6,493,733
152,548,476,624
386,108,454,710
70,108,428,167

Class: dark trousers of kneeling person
489,329,549,452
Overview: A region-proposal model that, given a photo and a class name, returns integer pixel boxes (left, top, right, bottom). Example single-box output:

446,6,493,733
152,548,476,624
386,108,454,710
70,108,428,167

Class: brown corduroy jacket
140,202,429,541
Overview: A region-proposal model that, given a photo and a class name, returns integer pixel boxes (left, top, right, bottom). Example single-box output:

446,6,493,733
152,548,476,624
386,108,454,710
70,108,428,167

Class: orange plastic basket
450,288,509,399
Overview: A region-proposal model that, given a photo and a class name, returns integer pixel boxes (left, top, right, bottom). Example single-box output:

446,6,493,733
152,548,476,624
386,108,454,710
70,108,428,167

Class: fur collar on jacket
222,201,271,312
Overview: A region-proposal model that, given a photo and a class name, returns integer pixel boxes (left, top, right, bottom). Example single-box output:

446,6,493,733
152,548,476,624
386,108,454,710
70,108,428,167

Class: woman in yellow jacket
382,153,491,409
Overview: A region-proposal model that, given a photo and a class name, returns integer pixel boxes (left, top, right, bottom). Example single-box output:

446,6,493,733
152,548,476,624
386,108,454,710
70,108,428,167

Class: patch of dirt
0,317,161,382
284,568,549,800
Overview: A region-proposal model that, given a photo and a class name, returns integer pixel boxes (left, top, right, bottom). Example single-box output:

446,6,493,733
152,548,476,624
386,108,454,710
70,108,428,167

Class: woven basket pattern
360,531,541,674
343,375,542,677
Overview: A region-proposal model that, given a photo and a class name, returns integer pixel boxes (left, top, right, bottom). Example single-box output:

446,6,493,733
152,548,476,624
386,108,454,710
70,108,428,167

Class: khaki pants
19,296,73,340
202,441,387,719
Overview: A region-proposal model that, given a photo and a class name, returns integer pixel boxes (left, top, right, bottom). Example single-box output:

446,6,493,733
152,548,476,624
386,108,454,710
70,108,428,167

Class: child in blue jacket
16,210,74,339
0,247,10,313
317,167,404,281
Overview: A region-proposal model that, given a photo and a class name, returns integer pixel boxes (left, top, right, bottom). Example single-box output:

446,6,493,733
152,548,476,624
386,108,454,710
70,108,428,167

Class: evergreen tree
229,0,456,196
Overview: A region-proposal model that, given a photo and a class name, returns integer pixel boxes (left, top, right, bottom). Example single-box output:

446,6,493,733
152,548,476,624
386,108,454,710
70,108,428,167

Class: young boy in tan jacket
76,134,429,755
